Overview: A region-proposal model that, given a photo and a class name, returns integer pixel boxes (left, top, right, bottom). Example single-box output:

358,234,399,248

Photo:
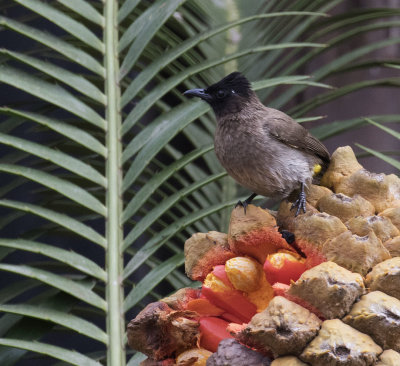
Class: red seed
201,286,257,323
199,317,233,353
263,251,307,285
212,265,235,289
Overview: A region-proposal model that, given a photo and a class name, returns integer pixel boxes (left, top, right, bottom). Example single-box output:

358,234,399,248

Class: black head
183,72,254,117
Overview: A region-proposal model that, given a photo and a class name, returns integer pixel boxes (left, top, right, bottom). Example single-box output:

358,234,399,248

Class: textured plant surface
0,1,399,365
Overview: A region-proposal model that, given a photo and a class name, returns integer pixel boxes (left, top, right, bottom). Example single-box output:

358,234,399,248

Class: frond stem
104,1,125,365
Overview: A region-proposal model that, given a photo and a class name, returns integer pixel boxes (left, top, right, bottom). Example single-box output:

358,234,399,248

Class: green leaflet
0,65,106,129
0,338,102,366
122,145,213,223
0,164,106,216
123,172,226,249
0,199,106,247
0,264,107,310
56,0,104,26
0,239,106,281
119,0,186,77
118,0,141,24
0,16,104,76
1,51,105,104
124,253,185,311
0,304,107,344
0,108,106,156
15,0,104,52
0,133,106,187
356,144,400,171
364,117,400,140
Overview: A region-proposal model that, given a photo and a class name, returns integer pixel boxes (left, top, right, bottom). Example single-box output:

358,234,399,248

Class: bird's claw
235,193,257,215
290,191,306,217
290,183,307,217
235,199,249,215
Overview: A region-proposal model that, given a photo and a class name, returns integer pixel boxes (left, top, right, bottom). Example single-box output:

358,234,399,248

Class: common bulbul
184,72,330,216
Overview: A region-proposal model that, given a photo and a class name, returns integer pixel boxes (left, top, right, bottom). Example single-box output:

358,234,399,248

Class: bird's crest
206,72,252,98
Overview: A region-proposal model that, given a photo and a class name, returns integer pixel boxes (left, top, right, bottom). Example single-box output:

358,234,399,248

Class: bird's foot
235,199,249,214
235,193,257,215
290,183,306,217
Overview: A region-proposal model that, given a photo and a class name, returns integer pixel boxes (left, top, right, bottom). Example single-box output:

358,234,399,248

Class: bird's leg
290,182,307,217
235,193,257,214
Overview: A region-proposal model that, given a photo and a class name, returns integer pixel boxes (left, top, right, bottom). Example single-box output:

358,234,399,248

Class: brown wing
264,114,330,164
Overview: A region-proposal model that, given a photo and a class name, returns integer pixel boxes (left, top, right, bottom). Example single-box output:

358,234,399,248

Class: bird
183,72,330,216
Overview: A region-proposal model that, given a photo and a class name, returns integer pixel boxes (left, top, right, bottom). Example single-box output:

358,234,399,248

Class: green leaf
333,59,400,74
0,164,106,216
356,144,400,171
276,37,400,107
0,281,96,363
56,0,104,26
310,114,400,140
0,338,102,366
122,101,208,187
0,264,107,311
124,172,226,249
0,108,106,157
0,199,106,247
1,50,105,104
385,63,400,70
15,0,104,52
310,8,400,40
364,117,400,139
0,133,106,187
296,116,325,123
124,253,184,311
0,211,25,232
0,280,39,305
252,75,310,89
318,19,400,51
0,304,107,344
0,239,106,281
119,0,185,77
122,144,213,223
118,0,141,24
0,16,104,76
284,80,333,89
0,64,106,129
289,78,400,117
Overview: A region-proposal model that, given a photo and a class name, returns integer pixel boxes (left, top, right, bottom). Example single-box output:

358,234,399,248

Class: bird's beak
183,88,211,101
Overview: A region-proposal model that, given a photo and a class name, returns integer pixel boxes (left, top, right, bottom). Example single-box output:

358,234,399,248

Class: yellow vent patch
313,164,322,175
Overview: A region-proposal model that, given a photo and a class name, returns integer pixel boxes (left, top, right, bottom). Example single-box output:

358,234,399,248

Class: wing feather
264,115,330,164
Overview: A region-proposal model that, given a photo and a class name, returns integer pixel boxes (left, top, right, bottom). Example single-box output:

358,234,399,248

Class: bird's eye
216,89,227,99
